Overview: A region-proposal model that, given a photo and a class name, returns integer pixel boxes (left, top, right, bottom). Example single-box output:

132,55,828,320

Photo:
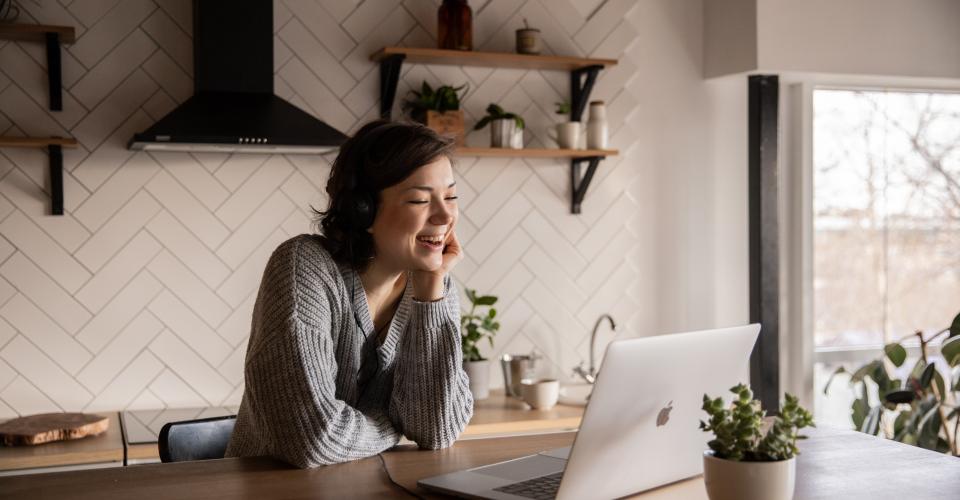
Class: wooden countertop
2,390,584,470
0,412,123,471
463,390,583,438
3,427,959,499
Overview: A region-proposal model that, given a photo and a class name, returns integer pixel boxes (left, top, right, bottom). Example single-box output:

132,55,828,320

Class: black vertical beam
49,145,64,216
45,32,63,111
379,54,405,119
748,75,780,412
570,156,601,214
570,65,601,122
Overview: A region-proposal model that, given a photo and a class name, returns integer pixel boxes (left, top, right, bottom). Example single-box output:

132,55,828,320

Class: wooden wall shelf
371,47,617,72
372,46,619,213
0,23,75,111
0,136,78,216
0,23,76,43
455,147,617,158
0,136,78,148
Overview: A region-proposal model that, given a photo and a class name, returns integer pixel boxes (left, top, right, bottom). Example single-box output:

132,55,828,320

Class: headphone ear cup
353,192,375,230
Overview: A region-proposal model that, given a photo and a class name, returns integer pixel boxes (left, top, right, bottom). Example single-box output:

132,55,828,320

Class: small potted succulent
551,100,581,149
700,384,814,500
460,288,500,400
473,103,524,149
402,81,468,145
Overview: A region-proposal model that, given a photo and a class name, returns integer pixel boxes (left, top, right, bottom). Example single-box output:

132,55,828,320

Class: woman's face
369,155,458,273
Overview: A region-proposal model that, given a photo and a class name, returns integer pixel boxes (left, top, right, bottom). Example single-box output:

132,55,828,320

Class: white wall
757,0,960,79
0,0,743,416
706,0,960,80
703,0,756,78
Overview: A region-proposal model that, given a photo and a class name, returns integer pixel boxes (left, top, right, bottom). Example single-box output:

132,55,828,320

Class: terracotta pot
463,360,490,400
703,451,796,500
426,110,465,146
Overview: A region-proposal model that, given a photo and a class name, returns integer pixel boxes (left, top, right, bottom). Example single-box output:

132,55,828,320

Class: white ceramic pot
489,119,516,148
702,452,796,500
463,360,491,400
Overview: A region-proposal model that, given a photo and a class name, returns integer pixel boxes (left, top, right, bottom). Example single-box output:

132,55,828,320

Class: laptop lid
556,324,760,500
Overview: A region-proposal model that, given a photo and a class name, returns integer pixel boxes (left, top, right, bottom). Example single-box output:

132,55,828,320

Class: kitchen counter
0,412,123,475
0,389,584,472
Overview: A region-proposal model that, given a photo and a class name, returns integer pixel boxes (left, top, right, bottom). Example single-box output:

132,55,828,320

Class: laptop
418,324,761,500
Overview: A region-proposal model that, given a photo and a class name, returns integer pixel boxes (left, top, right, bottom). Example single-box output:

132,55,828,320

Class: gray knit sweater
224,234,474,468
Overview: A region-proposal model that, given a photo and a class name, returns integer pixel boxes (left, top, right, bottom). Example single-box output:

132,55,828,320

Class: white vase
702,452,796,500
463,360,490,400
586,100,608,149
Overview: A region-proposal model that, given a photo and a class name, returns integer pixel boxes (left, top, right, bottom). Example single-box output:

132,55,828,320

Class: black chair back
158,415,237,463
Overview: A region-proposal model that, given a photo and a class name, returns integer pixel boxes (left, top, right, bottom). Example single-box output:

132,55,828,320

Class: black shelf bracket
48,144,63,215
570,65,602,122
379,54,406,119
45,32,63,111
570,156,603,214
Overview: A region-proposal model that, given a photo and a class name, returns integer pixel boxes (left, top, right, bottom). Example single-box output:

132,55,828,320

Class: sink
558,383,593,407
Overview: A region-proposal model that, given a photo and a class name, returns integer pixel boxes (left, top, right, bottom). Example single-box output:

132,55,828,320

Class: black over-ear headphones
340,120,412,231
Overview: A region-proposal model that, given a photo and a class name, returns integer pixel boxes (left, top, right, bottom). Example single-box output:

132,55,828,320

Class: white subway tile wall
0,0,649,416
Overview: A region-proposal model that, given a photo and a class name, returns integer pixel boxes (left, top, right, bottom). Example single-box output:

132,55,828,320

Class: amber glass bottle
437,0,472,51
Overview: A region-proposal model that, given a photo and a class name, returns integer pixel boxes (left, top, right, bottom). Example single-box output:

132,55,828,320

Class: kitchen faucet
572,314,618,384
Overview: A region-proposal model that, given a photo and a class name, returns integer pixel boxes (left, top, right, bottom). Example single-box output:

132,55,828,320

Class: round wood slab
0,412,109,446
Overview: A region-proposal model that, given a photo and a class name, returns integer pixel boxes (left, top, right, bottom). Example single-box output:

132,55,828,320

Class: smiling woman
224,120,474,468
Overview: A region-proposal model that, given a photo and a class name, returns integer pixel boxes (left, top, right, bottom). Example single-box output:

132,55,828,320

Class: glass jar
438,0,472,51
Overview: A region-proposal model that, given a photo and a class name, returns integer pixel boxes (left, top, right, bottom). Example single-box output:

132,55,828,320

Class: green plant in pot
461,288,499,400
402,81,468,145
824,309,960,455
474,103,524,149
700,384,814,500
550,100,581,149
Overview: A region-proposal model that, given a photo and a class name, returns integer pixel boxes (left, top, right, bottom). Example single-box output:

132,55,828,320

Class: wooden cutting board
0,413,109,446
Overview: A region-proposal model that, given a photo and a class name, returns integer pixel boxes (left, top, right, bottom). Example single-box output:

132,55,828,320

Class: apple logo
656,401,673,427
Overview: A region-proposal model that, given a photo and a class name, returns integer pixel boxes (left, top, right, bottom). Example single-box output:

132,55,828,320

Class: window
812,88,960,427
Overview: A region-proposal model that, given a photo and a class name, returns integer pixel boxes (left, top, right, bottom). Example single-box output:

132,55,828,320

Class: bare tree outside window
813,88,960,426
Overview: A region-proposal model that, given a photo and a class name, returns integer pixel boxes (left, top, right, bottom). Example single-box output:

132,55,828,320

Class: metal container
489,118,516,148
500,353,538,397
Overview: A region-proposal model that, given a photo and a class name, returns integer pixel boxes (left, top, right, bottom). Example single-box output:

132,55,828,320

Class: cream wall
0,0,742,416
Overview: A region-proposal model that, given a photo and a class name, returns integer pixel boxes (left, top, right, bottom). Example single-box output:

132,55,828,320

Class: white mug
548,122,581,150
521,378,560,410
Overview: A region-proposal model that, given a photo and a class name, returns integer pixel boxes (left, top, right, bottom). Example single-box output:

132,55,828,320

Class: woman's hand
412,230,462,301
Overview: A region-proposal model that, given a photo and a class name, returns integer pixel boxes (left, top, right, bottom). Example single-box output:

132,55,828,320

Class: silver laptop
419,324,761,500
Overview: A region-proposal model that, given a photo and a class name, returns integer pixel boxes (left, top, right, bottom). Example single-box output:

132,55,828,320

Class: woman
225,120,474,468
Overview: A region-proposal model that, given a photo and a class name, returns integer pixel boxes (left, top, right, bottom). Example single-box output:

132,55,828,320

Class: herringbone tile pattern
0,0,644,417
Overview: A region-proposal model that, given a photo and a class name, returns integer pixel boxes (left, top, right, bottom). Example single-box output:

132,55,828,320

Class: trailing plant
402,81,468,123
460,288,499,362
824,309,960,455
700,384,814,462
473,103,525,130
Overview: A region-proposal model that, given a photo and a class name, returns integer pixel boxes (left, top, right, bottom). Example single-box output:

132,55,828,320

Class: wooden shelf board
455,147,617,158
0,23,76,43
371,47,616,71
0,136,78,148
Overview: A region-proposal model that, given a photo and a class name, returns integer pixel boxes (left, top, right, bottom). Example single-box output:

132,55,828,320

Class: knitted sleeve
234,237,401,467
389,276,475,448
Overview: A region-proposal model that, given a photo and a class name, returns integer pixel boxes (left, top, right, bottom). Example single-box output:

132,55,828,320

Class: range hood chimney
129,0,347,154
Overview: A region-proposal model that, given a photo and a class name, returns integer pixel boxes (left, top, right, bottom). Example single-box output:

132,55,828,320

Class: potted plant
473,103,524,149
550,100,581,150
461,288,499,400
700,384,814,500
824,308,960,455
402,81,468,145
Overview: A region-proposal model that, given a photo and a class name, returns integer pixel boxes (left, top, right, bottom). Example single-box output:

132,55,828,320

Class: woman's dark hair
314,120,455,271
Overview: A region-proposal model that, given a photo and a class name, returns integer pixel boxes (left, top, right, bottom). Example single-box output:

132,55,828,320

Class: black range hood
129,0,347,154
